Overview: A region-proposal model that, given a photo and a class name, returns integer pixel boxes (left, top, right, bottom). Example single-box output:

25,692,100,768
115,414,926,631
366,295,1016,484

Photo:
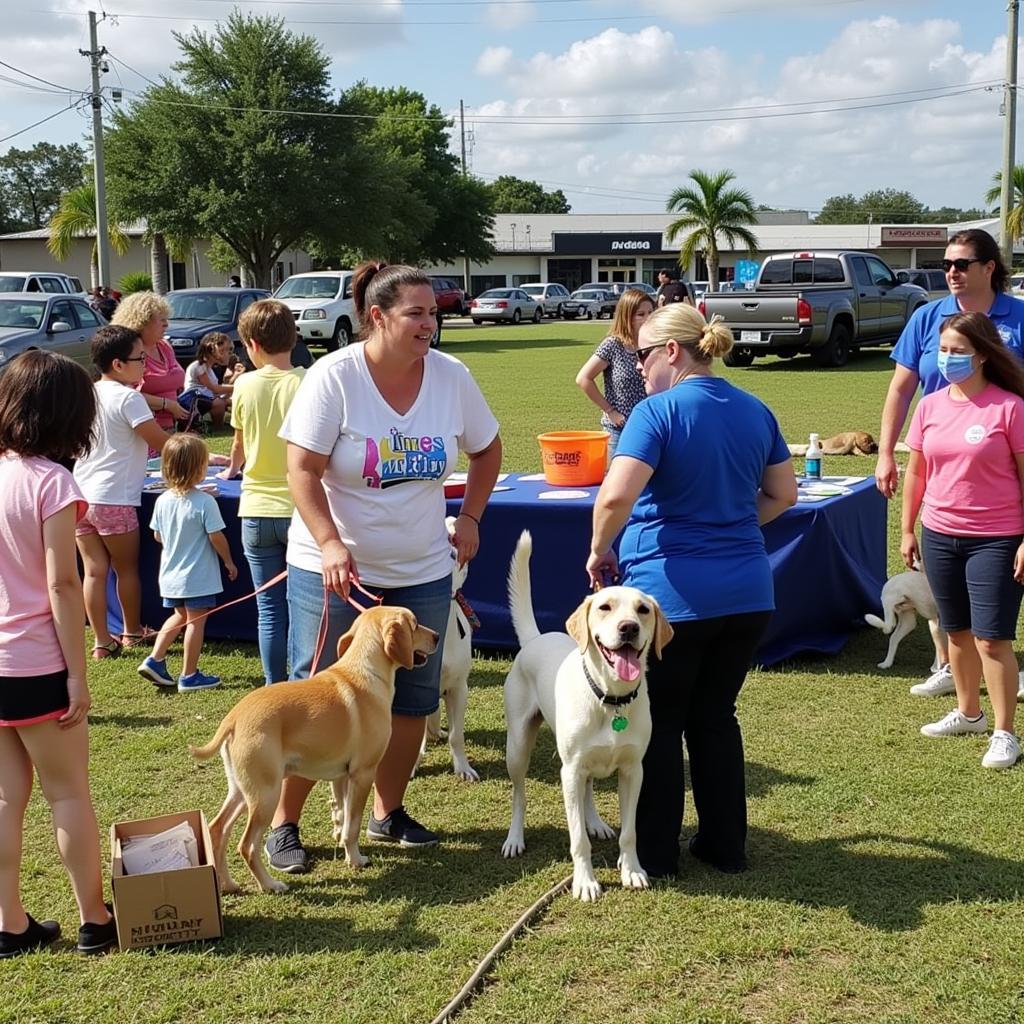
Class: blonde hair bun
698,313,734,359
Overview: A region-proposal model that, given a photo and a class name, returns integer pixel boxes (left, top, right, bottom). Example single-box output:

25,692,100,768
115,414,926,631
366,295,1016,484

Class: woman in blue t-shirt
586,304,797,877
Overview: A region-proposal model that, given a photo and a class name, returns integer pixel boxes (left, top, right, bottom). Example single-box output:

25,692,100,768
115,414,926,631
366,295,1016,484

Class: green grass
8,325,1024,1024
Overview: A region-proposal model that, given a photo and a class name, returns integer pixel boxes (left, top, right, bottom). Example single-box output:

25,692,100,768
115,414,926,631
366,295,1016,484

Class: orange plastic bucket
537,431,609,486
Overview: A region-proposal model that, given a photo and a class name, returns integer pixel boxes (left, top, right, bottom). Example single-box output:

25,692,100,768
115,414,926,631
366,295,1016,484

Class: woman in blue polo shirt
586,304,797,878
876,228,1024,698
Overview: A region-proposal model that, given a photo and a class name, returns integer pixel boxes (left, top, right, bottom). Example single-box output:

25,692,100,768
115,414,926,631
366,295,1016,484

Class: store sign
552,232,665,255
880,227,948,246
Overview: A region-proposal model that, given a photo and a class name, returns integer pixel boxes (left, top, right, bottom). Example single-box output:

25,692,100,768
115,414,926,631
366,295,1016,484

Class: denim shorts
163,594,219,610
286,564,451,716
921,526,1024,640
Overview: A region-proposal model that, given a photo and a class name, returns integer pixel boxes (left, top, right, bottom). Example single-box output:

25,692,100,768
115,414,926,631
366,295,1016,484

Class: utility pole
1000,0,1019,268
459,100,471,298
81,11,111,289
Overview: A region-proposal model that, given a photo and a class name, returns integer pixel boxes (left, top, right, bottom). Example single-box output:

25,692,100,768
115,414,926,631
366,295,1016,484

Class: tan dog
502,531,673,901
788,431,878,456
190,606,438,894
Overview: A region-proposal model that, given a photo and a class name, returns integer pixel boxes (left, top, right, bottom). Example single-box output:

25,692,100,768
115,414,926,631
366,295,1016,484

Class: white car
0,271,86,296
562,288,617,320
469,288,542,324
519,282,571,318
273,271,358,350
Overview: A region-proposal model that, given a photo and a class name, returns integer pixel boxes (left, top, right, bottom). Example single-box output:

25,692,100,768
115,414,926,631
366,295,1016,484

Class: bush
118,271,153,295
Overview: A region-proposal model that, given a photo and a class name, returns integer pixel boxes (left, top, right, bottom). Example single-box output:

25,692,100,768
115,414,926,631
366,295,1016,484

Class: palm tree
665,169,759,292
984,166,1024,246
47,183,131,289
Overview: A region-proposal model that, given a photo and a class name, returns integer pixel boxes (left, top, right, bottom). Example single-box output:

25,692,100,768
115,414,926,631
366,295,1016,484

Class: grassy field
7,322,1024,1024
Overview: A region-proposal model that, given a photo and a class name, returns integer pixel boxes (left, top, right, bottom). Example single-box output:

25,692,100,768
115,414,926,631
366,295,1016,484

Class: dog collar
454,590,480,640
582,659,641,707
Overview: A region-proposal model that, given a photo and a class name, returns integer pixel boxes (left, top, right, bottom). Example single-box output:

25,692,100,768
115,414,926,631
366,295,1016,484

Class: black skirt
0,670,69,726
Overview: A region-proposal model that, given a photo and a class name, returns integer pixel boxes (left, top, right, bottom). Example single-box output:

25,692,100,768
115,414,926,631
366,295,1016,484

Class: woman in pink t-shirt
0,351,117,957
902,311,1024,770
111,292,188,432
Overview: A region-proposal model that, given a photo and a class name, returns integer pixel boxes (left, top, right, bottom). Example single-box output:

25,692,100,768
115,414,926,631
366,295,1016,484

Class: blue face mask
937,351,975,384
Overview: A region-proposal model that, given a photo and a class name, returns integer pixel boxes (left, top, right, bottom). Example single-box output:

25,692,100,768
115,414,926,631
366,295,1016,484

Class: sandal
91,638,122,660
120,626,156,647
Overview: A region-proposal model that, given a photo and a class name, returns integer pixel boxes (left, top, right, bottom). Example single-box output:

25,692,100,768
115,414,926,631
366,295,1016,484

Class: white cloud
483,2,537,31
476,47,515,77
469,16,1018,214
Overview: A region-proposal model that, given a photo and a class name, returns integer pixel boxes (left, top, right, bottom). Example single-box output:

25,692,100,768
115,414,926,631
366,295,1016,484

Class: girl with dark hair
902,312,1024,769
877,228,1024,699
0,351,117,957
262,260,502,874
575,288,655,455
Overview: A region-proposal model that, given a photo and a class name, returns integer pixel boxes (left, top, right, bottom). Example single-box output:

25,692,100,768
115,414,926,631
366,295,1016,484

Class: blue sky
1,0,1019,216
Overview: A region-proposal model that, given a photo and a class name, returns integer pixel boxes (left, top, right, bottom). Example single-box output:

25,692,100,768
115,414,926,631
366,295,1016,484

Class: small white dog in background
414,516,479,782
865,563,952,696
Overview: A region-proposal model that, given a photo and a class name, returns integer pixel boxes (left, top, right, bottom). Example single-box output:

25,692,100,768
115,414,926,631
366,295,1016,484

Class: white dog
415,517,478,782
501,531,672,901
865,565,947,671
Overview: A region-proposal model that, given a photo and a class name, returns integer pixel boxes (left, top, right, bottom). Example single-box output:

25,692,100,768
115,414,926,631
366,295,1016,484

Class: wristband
161,398,166,411
458,511,481,527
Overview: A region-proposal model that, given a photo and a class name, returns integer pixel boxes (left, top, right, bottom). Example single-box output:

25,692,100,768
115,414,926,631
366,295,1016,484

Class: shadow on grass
741,349,895,374
90,713,174,728
678,826,1023,932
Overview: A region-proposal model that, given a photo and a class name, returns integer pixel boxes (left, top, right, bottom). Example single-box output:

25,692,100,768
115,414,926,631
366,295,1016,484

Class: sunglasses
942,258,984,273
636,343,668,365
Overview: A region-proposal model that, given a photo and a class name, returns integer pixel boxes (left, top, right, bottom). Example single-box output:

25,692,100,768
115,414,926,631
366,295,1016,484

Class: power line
0,74,73,96
0,58,79,94
0,103,78,145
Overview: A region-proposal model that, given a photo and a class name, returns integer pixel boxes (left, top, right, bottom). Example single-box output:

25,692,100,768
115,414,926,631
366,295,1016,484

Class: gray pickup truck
701,250,929,368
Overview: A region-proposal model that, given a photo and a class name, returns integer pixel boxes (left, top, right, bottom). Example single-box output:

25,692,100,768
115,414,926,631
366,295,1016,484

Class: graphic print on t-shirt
361,427,448,488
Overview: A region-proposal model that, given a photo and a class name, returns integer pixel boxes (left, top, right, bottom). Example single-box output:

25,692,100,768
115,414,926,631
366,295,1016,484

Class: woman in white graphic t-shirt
263,262,502,872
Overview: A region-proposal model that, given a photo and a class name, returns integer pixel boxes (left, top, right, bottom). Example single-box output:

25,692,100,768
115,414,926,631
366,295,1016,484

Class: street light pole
82,11,111,289
1000,0,1020,268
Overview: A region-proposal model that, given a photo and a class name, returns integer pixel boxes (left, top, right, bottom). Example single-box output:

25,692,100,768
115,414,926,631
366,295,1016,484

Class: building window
470,274,507,296
596,257,637,283
512,274,538,287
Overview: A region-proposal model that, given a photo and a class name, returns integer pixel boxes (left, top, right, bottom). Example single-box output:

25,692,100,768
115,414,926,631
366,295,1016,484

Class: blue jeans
605,424,623,457
286,564,451,715
241,517,290,685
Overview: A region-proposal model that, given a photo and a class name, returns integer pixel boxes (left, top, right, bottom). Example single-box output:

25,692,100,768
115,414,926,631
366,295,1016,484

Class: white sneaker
920,709,988,737
910,663,955,697
982,730,1021,769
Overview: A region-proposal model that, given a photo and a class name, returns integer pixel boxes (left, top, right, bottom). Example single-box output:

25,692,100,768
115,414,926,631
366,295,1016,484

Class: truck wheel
327,318,351,352
723,349,754,367
812,322,852,368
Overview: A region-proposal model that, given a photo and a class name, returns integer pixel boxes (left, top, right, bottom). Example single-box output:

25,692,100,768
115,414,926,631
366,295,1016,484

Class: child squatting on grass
137,433,238,692
0,351,118,958
179,332,235,431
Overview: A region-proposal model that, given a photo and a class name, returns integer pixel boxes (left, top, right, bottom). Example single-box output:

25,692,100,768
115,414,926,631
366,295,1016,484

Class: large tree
47,183,131,289
985,167,1024,245
0,142,86,230
337,83,494,265
106,13,374,288
486,175,570,214
816,189,926,224
665,169,758,292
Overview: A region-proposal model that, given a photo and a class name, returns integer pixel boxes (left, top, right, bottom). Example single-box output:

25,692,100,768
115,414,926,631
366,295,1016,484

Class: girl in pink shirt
0,352,116,957
903,312,1024,770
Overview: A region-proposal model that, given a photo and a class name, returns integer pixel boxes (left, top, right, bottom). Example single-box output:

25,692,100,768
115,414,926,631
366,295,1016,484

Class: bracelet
161,398,166,411
458,511,481,527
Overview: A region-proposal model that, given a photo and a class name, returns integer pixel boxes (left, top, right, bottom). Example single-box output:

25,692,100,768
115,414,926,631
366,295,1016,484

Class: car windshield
480,289,513,299
520,286,543,296
275,276,341,300
572,291,600,299
0,277,28,292
167,293,236,321
0,299,45,329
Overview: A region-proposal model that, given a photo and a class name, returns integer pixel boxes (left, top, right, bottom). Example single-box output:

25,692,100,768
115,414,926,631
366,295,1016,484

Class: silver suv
519,282,571,318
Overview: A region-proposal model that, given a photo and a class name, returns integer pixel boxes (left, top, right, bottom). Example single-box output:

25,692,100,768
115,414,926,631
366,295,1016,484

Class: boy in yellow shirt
216,300,304,687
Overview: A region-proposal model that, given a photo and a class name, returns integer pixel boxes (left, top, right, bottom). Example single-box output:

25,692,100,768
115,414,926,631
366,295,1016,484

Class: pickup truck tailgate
703,293,802,330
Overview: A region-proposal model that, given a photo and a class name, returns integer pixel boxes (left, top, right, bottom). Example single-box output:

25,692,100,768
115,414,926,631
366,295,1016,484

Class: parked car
273,270,357,350
894,268,949,300
469,288,542,324
0,293,104,372
0,271,86,296
430,276,467,317
701,251,929,368
562,288,618,320
163,287,271,364
608,281,658,300
519,282,572,318
689,280,711,301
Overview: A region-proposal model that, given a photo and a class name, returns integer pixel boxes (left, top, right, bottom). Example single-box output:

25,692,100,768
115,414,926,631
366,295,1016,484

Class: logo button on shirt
964,424,986,445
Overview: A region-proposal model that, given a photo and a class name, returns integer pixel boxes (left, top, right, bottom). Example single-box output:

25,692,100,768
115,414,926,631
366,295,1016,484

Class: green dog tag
611,715,628,732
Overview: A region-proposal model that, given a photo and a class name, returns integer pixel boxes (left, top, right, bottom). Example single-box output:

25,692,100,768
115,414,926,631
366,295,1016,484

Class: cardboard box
110,809,223,952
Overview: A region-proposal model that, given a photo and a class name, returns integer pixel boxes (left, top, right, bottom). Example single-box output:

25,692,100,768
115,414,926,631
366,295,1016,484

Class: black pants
636,610,771,876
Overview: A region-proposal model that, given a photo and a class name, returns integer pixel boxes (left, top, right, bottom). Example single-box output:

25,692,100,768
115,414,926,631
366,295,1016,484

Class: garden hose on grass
428,873,573,1024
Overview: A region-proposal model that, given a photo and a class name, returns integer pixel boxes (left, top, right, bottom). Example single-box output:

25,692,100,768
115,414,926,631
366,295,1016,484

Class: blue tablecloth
115,473,887,666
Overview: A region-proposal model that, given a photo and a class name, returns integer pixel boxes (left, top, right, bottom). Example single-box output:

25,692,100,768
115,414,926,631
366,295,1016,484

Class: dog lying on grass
788,431,880,456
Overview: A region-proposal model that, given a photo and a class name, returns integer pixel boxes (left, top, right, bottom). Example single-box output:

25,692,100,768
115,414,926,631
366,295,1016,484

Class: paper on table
448,472,509,483
518,473,548,481
538,489,591,500
121,821,200,875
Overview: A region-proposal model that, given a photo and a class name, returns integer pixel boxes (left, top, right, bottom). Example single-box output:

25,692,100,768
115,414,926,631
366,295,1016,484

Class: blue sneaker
137,656,175,688
178,670,221,692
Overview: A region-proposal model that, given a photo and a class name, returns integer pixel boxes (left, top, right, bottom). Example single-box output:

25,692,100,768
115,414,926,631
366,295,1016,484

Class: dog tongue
611,648,641,682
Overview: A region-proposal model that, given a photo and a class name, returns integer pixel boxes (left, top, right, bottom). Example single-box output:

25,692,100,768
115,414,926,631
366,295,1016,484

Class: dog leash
309,576,383,675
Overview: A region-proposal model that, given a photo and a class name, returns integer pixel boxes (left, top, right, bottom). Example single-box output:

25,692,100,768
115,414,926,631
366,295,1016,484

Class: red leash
310,575,383,674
